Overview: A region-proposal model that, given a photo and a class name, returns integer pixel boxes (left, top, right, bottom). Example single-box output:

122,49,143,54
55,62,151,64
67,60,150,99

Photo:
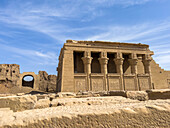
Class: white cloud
87,21,170,42
89,0,152,5
0,44,58,66
0,0,159,42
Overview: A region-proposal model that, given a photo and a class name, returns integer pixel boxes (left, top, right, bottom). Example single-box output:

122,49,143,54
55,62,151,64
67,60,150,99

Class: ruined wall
135,59,170,89
0,64,20,87
151,60,170,89
38,71,57,92
0,64,57,93
56,48,64,92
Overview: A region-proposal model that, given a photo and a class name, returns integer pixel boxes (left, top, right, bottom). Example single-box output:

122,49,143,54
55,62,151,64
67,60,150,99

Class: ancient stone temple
56,40,170,92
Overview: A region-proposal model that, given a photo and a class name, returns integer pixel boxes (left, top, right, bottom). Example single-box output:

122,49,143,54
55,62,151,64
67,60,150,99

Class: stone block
126,91,148,101
109,91,127,97
36,94,49,100
34,99,50,109
146,89,170,100
16,93,25,96
56,92,76,97
0,95,37,112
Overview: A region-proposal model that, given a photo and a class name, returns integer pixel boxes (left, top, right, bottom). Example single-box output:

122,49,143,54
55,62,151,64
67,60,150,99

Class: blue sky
0,0,170,75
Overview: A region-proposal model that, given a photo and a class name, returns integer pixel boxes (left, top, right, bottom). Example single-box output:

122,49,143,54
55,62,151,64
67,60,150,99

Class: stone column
98,52,109,91
142,54,153,89
128,53,139,90
82,51,93,91
114,52,124,90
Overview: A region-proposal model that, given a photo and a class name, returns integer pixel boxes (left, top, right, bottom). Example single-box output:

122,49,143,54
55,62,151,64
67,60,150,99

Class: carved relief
139,77,149,90
75,78,86,92
91,78,103,91
124,77,136,91
108,78,120,90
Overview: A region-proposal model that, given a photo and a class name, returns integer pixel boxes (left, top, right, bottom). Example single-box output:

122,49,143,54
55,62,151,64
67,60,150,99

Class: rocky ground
0,91,170,128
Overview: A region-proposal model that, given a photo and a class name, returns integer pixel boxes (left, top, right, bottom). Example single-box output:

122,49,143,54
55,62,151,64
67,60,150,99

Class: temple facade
56,40,170,92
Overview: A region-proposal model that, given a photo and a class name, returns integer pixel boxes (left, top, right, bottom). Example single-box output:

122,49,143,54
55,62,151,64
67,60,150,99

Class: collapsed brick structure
0,64,20,87
57,40,170,92
0,64,57,93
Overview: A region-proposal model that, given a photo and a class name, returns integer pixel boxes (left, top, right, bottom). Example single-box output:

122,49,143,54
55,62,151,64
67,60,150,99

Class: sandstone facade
57,40,170,92
0,64,57,93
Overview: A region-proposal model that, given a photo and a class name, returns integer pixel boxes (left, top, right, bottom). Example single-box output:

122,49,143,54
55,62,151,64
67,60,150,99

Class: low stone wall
0,98,170,128
0,89,170,112
146,89,170,100
0,95,37,112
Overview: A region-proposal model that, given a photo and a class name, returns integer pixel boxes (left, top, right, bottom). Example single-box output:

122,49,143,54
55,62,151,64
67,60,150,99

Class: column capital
98,57,109,65
84,51,91,57
115,52,123,59
142,54,152,66
130,53,138,59
128,58,138,66
114,58,124,65
100,52,107,58
142,59,152,66
82,57,93,64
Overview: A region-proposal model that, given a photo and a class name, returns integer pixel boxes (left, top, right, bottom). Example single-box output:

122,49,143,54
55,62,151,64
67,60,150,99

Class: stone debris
146,89,170,100
34,99,51,109
0,89,170,112
56,92,76,97
0,95,37,112
126,91,149,101
0,97,170,128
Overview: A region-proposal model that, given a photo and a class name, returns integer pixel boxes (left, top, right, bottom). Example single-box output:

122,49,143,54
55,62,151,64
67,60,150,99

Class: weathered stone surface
56,92,76,97
16,93,25,96
0,98,170,128
0,64,20,86
126,91,148,101
146,89,170,100
38,71,57,92
0,95,37,112
36,94,48,100
47,75,57,92
76,91,101,98
51,96,138,107
38,71,49,92
34,99,50,109
0,67,57,93
109,91,127,97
